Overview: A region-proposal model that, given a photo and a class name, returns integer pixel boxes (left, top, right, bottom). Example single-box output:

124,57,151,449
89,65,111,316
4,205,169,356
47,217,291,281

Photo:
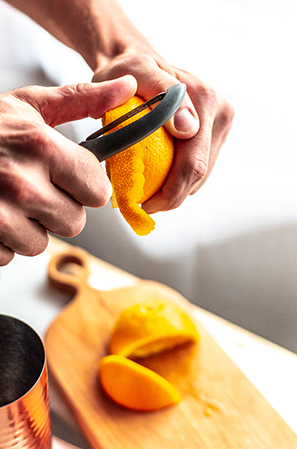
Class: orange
99,354,181,411
109,299,199,359
103,96,174,236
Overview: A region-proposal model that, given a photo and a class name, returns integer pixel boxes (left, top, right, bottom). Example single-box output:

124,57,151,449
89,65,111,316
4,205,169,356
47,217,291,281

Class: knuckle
73,83,89,95
15,124,50,158
0,207,13,237
14,181,35,205
56,207,86,238
104,53,156,79
0,166,23,203
218,101,235,129
0,245,14,266
30,124,52,151
158,157,209,211
190,158,208,182
90,182,112,208
27,234,49,257
2,170,40,207
120,53,154,69
158,191,183,212
0,208,48,259
19,231,49,257
197,82,217,108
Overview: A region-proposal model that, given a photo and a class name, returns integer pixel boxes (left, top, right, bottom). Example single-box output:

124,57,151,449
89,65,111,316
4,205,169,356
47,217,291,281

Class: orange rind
103,96,174,236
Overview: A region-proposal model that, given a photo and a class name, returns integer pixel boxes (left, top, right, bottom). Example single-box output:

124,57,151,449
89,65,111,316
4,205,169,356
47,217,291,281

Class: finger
189,95,234,195
93,55,199,139
14,120,112,209
42,125,112,208
15,75,138,127
166,105,199,140
0,164,87,238
29,184,87,238
142,83,217,213
0,202,49,258
142,133,210,213
0,243,14,266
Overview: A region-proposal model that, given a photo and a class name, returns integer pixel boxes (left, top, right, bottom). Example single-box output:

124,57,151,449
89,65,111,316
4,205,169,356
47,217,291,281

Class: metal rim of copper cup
0,314,52,448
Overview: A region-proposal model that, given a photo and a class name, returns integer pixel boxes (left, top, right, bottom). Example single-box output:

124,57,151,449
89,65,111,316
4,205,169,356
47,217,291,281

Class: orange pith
103,96,174,236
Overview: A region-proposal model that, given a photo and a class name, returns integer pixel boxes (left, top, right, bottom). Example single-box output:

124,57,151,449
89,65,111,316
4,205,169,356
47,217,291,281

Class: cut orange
109,299,199,359
99,354,181,411
103,96,174,236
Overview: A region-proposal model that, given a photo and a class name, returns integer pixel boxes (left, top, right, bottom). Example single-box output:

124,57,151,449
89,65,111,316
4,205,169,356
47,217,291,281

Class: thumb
165,100,199,140
16,75,138,127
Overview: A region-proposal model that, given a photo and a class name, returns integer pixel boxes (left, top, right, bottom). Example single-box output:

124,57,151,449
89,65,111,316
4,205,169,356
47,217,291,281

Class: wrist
78,0,147,72
86,1,157,73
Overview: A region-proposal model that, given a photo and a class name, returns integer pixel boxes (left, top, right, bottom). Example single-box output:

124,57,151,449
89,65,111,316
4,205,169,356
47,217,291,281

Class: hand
0,75,137,266
93,53,234,214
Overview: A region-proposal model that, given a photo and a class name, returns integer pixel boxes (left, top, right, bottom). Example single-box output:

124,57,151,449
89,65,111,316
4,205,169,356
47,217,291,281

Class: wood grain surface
45,244,297,449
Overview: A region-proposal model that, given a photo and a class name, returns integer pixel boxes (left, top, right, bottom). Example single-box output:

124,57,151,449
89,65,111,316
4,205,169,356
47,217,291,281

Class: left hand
93,53,234,214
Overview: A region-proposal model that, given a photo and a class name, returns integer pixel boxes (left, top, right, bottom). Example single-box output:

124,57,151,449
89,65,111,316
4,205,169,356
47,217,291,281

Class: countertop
0,236,297,448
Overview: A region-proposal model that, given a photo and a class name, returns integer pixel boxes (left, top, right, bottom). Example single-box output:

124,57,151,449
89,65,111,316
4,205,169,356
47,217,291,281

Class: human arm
5,0,234,213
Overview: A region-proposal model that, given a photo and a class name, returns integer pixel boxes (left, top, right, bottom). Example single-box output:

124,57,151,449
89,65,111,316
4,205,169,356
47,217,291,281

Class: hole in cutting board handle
56,255,85,277
48,251,91,296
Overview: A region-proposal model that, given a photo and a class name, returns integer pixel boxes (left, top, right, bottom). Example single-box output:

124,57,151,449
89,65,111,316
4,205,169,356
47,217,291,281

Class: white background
0,0,297,352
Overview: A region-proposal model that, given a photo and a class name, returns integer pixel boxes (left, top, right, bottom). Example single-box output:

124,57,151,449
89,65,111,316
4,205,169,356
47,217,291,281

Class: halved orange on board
109,299,199,358
99,355,181,411
99,299,199,411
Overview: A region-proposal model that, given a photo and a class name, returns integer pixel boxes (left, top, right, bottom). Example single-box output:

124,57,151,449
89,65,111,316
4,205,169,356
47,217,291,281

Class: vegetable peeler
79,83,186,161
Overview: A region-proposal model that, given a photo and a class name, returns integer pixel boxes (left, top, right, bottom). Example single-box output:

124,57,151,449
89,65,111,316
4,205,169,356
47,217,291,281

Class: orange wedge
99,354,181,411
109,299,199,359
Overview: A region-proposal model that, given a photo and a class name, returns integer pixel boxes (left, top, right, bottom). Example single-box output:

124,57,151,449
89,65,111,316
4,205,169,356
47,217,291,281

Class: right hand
0,75,137,266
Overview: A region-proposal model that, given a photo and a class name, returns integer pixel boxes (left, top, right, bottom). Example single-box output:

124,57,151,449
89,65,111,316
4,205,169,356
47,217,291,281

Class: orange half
109,299,199,359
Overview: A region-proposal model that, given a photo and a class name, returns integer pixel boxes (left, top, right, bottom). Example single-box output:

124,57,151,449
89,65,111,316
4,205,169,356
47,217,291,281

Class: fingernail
173,109,199,133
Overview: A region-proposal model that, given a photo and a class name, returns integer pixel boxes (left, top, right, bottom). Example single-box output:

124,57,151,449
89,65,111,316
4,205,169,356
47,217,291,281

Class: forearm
4,0,152,71
4,0,234,218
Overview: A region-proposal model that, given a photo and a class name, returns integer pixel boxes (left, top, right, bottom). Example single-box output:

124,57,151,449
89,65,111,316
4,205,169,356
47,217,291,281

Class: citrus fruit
99,354,181,411
109,299,199,359
103,96,175,236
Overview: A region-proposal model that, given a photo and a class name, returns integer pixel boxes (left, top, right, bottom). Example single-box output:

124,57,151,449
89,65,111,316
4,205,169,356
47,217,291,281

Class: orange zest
103,96,174,236
99,354,181,411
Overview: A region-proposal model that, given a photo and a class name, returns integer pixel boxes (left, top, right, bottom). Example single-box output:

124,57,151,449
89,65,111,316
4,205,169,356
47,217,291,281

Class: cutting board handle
48,248,91,295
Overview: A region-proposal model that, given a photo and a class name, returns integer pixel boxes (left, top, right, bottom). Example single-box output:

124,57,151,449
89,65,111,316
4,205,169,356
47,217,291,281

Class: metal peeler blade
79,83,186,161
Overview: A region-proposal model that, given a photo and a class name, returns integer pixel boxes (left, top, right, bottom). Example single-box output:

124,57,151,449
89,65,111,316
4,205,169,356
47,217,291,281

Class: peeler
79,83,186,161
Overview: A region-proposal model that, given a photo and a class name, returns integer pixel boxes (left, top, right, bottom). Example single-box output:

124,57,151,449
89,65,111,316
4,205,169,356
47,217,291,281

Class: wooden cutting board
44,245,297,449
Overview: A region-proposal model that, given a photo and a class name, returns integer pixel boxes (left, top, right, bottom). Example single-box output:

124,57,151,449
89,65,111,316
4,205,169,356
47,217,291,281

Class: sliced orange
103,96,174,236
109,299,199,359
99,354,181,411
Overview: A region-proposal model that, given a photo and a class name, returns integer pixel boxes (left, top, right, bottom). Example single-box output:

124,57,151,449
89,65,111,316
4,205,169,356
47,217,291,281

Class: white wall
1,0,297,351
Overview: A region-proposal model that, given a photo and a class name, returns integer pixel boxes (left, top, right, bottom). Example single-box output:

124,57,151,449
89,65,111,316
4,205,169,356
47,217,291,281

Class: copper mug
0,314,52,448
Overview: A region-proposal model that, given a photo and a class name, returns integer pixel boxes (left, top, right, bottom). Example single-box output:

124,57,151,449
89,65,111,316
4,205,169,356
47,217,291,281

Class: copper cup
0,315,52,448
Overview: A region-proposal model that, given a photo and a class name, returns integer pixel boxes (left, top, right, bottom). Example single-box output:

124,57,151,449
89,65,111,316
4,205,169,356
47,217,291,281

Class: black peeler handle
79,83,186,161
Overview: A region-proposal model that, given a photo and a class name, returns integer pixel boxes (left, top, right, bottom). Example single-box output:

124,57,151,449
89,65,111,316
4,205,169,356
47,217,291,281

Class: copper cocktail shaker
0,314,52,448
